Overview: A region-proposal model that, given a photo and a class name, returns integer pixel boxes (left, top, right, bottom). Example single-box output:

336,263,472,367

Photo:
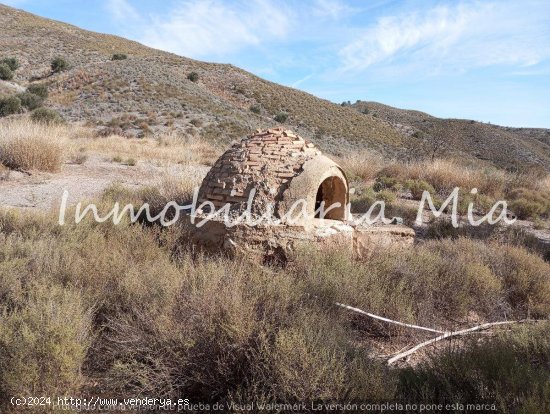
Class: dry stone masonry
198,127,321,216
188,127,415,263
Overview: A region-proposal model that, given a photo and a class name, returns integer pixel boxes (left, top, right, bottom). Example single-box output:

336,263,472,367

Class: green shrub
101,254,391,402
0,96,21,116
376,189,397,204
250,104,261,114
350,187,376,213
0,64,13,81
373,175,399,191
456,191,497,215
0,285,90,408
405,179,436,200
51,57,68,73
398,323,550,413
274,112,288,123
17,91,44,110
111,53,127,61
1,206,548,406
30,107,63,124
187,72,199,82
26,84,48,99
0,57,19,71
508,190,550,219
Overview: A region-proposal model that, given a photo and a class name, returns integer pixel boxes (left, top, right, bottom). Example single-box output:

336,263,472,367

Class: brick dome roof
198,127,348,221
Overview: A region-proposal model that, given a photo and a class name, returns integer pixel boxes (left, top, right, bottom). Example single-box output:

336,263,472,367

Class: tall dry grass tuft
0,118,68,172
378,159,509,197
75,131,221,166
338,150,385,182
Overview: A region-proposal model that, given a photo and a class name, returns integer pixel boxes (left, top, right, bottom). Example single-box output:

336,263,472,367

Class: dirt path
0,155,209,211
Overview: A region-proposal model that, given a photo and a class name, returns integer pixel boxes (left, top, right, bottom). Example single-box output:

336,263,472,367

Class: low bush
51,57,68,73
373,175,400,191
404,179,435,200
26,84,48,99
0,285,91,404
111,53,127,61
274,112,288,123
0,64,13,81
0,57,19,71
350,187,396,213
31,107,63,124
0,96,21,116
507,188,550,219
399,322,550,412
249,104,261,114
187,72,199,82
17,91,44,110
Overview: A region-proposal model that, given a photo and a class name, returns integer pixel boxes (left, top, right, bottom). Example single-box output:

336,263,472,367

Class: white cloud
313,0,355,19
3,0,28,6
132,0,292,58
105,0,140,22
291,73,314,88
339,1,550,72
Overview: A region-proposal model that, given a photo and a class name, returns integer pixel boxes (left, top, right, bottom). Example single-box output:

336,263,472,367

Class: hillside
351,101,550,171
1,4,550,170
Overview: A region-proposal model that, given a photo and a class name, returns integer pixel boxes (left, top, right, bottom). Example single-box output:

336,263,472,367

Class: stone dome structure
198,128,349,222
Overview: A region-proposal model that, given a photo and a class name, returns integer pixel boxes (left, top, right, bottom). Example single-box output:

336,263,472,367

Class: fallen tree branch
387,319,541,365
335,302,446,334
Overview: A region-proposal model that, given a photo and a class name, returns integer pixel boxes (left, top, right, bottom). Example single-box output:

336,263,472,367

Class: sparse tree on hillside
425,133,448,161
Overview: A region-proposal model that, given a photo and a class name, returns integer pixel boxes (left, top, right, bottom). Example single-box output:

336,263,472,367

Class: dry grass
378,159,509,197
356,157,550,219
75,131,220,166
101,171,205,221
337,150,385,182
0,205,548,409
0,118,68,172
399,322,550,412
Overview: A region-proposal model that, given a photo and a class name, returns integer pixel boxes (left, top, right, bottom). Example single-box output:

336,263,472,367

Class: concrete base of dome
184,215,415,265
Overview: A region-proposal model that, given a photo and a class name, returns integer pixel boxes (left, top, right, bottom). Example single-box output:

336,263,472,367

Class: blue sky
5,0,550,127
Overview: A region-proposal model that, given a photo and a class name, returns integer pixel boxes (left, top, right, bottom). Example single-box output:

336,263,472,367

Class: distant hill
1,4,549,171
350,101,550,171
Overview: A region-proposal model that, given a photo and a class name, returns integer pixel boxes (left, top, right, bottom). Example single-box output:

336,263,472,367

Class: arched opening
314,176,347,220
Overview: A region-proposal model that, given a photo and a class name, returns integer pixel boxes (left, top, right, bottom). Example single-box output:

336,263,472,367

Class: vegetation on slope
351,101,550,172
0,206,548,411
